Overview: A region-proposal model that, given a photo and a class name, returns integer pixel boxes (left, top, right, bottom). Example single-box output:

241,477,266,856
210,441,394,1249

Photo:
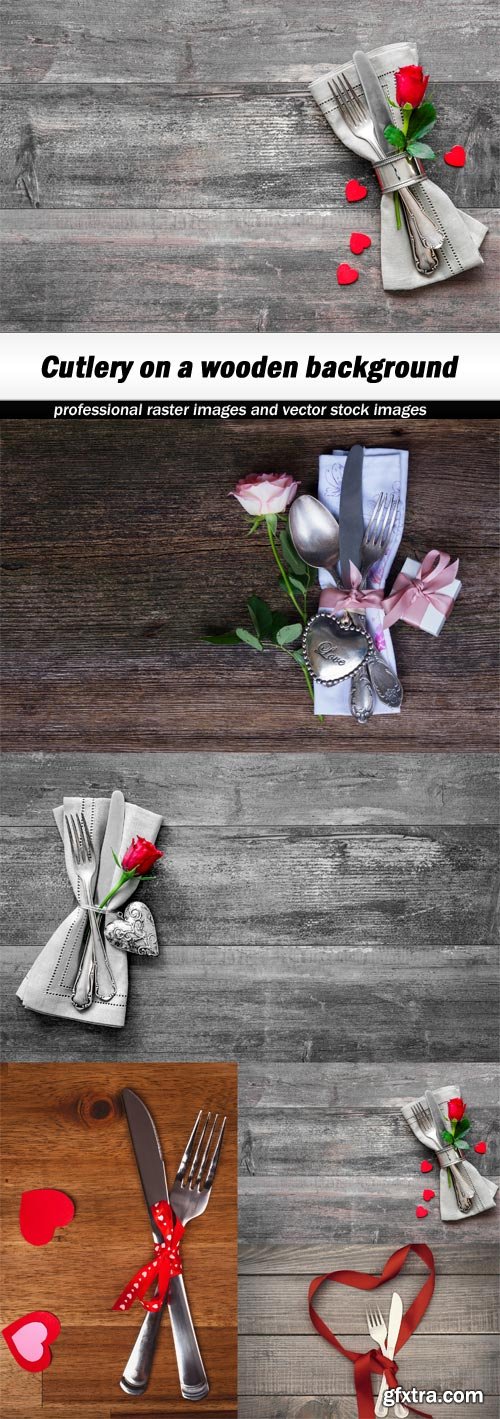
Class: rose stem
266,520,304,619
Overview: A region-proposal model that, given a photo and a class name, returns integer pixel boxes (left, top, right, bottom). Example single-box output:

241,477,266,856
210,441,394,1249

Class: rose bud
230,473,299,516
395,65,429,109
447,1097,466,1121
121,837,163,875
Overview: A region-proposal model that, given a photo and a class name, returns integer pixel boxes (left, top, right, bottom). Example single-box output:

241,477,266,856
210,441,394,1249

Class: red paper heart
474,1141,487,1154
20,1189,75,1247
337,263,359,286
420,1160,433,1173
444,145,466,168
345,179,368,203
350,231,372,255
2,1312,61,1372
422,1189,435,1201
415,1206,428,1218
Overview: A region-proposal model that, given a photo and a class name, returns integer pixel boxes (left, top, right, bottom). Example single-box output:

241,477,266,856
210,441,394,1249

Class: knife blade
385,1291,403,1360
339,444,364,586
122,1087,168,1228
424,1089,447,1143
352,51,402,158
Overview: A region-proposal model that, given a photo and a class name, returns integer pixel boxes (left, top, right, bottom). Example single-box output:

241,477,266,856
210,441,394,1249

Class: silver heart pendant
303,613,373,686
104,901,159,957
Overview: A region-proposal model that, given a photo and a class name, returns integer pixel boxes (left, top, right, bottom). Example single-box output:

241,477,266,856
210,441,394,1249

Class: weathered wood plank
239,1063,500,1109
238,1404,500,1419
1,84,496,210
2,2,498,83
239,1242,499,1275
239,1334,500,1394
239,1273,499,1334
239,1174,499,1245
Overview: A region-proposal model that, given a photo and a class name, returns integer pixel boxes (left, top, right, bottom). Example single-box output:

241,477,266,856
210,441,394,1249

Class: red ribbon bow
309,1242,435,1419
113,1200,184,1314
319,562,386,615
383,551,459,630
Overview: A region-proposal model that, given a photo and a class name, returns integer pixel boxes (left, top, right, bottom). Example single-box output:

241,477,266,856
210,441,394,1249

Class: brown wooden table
1,416,498,753
0,1062,238,1419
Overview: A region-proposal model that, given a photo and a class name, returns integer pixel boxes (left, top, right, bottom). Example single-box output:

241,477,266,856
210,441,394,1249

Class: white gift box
397,556,461,636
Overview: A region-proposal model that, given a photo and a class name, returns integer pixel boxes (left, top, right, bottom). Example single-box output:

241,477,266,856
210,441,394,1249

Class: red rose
395,65,429,109
447,1097,466,1122
122,837,163,874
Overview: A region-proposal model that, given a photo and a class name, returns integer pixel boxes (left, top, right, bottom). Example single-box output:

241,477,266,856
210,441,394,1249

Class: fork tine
342,71,366,121
188,1112,212,1184
383,497,400,550
70,814,83,863
363,491,384,545
175,1109,203,1182
79,811,94,863
204,1116,226,1189
329,76,356,129
375,493,396,549
66,815,78,863
194,1114,218,1186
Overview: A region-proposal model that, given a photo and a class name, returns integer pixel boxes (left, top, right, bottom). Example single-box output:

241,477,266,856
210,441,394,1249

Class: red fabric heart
422,1189,435,1202
337,263,359,286
2,1312,61,1372
345,179,368,203
350,231,372,255
415,1206,428,1218
20,1189,75,1246
444,146,466,168
420,1160,433,1173
474,1141,487,1154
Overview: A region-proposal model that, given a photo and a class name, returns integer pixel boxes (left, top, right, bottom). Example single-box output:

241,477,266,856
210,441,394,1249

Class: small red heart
337,263,359,286
474,1141,487,1154
345,179,368,203
2,1312,61,1373
420,1160,433,1174
20,1189,75,1247
416,1205,428,1218
422,1189,435,1202
444,145,466,168
350,231,371,255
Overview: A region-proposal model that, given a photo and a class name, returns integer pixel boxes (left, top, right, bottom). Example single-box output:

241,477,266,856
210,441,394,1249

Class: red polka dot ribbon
309,1243,435,1419
113,1200,184,1314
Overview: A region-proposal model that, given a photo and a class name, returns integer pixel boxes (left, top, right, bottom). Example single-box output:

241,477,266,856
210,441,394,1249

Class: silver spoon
289,495,402,715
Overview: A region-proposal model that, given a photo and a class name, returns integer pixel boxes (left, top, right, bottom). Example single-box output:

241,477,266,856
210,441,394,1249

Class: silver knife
353,50,444,261
339,443,364,586
119,1088,209,1400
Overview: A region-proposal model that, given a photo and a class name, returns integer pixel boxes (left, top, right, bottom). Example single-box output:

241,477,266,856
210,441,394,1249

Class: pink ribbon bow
383,550,459,630
113,1200,184,1314
319,563,385,615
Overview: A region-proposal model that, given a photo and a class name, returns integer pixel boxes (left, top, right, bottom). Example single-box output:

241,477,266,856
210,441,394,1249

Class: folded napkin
17,791,163,1029
402,1085,497,1222
314,446,408,717
310,42,487,291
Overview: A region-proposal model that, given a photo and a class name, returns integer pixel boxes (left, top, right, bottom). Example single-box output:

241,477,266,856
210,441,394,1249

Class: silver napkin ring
436,1145,461,1168
373,152,425,194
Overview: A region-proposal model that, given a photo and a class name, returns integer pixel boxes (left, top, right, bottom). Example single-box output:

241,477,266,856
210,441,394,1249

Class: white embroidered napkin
402,1085,497,1222
17,791,163,1029
310,42,487,291
314,446,409,717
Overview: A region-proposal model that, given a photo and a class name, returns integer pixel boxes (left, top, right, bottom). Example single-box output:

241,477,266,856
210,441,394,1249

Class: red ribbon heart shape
350,232,372,254
337,263,359,286
2,1312,61,1373
345,179,368,202
20,1189,75,1247
444,145,466,167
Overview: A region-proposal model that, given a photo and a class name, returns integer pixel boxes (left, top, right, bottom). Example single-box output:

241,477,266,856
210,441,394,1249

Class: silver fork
412,1101,475,1213
66,811,116,1009
366,1305,408,1419
328,72,442,275
350,491,401,722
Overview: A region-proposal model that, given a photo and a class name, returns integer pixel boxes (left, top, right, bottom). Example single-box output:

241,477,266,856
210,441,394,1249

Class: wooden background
1,1061,238,1419
1,1,498,330
1,752,498,1063
1,417,498,753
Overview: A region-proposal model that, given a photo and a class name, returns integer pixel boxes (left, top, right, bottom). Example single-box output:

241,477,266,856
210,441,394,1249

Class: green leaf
247,595,274,638
407,116,437,143
291,648,306,665
235,627,263,651
383,123,406,151
407,102,436,137
288,573,308,592
457,1140,470,1150
441,1129,454,1144
203,630,242,645
387,97,397,107
280,526,309,575
407,140,435,159
455,1116,471,1135
276,623,303,647
267,513,278,535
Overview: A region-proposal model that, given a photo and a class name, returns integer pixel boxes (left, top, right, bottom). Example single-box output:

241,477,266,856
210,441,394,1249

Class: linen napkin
17,791,163,1029
314,445,409,717
402,1085,497,1222
310,42,487,291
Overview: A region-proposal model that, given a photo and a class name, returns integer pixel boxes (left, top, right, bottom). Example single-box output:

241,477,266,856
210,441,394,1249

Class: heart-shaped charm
303,614,372,686
337,263,359,286
444,145,466,167
345,179,368,202
20,1189,75,1246
2,1312,61,1372
105,901,159,956
350,231,371,255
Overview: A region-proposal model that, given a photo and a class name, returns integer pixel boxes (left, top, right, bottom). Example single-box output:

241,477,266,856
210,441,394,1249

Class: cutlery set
366,1292,408,1418
290,445,403,721
119,1088,226,1399
66,811,117,1011
412,1094,475,1214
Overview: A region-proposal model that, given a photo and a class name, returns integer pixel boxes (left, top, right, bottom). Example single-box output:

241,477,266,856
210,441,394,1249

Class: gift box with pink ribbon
383,550,461,637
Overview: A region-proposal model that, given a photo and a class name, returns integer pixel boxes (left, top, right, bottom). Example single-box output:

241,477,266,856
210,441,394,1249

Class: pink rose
230,473,299,516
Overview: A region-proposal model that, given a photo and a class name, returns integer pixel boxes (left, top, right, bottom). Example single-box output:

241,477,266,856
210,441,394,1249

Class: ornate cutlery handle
399,187,443,251
72,889,116,1010
375,1369,409,1419
450,1162,475,1211
400,206,439,276
120,1274,209,1401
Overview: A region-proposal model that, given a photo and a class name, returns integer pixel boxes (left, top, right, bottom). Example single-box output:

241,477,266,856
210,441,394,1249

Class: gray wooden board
1,752,498,1062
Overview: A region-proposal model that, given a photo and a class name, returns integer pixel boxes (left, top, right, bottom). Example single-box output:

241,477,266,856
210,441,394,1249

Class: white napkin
17,791,163,1029
310,42,487,291
314,446,408,717
402,1085,497,1222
